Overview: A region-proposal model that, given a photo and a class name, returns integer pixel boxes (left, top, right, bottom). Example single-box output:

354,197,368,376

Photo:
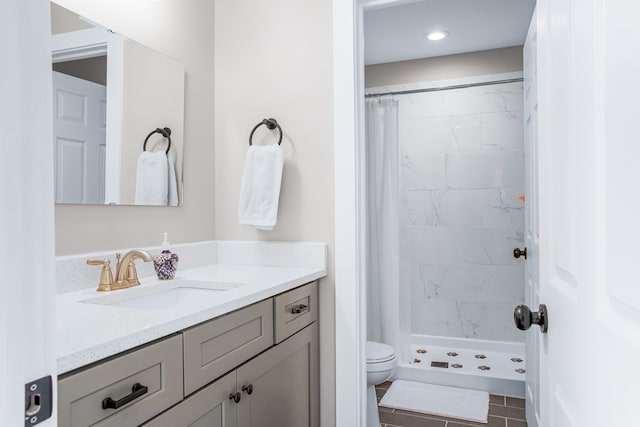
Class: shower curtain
365,98,410,362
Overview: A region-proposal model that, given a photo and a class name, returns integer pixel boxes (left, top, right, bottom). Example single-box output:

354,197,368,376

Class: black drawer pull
290,304,308,314
229,392,241,403
102,383,148,410
242,384,254,395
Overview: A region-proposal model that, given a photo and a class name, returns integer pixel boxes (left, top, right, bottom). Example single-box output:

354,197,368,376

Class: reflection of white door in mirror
53,71,106,204
51,23,126,205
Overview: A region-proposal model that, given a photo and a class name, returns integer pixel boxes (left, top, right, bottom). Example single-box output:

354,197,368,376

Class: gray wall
365,46,523,88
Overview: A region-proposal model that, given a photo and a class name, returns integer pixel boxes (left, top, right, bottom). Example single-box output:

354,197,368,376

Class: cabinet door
142,371,238,427
237,324,318,427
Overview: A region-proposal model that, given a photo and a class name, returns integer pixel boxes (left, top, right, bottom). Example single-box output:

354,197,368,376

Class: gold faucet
87,249,152,292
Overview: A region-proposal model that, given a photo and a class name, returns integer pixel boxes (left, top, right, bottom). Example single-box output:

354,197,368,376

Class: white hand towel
238,144,284,230
135,151,169,206
167,151,178,206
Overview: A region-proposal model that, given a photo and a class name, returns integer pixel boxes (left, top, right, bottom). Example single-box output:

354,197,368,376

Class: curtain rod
364,77,524,98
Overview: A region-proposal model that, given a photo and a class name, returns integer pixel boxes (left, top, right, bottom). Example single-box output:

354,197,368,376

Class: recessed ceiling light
426,31,449,41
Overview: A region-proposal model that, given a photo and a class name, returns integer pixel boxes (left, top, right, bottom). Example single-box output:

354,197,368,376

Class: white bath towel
238,144,284,230
167,151,178,206
135,151,169,206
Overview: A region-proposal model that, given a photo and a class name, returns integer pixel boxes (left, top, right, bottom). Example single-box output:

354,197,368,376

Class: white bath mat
379,380,489,423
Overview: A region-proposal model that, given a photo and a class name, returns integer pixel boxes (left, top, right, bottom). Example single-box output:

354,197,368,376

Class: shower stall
365,73,526,397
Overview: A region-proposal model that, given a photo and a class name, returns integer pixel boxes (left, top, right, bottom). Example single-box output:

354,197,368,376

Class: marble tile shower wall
399,81,525,342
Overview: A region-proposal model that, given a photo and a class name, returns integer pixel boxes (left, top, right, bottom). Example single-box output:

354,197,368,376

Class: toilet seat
366,341,396,364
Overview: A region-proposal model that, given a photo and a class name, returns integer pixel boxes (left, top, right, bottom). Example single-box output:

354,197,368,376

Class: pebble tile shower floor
409,344,526,380
376,382,528,427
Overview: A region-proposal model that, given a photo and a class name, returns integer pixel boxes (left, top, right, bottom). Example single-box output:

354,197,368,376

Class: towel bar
249,118,282,146
143,127,172,154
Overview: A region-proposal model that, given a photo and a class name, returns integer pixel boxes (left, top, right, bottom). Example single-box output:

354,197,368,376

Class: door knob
514,304,548,333
513,247,527,259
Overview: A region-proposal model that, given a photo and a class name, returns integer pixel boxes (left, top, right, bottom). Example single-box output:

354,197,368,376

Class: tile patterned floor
376,382,528,427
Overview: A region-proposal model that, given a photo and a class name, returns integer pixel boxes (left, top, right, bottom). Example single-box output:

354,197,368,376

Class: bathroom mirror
51,2,185,206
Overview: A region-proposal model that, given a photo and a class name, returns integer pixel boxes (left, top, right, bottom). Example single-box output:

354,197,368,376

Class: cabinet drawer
183,299,273,396
274,282,318,343
58,334,183,427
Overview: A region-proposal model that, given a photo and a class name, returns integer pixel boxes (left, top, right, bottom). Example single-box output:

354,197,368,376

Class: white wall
53,0,214,255
213,0,335,424
397,80,526,342
365,46,523,88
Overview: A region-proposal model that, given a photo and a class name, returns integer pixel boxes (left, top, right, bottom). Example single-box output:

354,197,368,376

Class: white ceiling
364,0,536,65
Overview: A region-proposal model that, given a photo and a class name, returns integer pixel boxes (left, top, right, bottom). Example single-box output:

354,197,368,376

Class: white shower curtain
365,98,410,362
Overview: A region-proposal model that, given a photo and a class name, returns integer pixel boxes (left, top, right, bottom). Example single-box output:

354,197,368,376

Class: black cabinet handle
290,304,308,314
102,383,148,410
242,384,253,395
229,392,241,403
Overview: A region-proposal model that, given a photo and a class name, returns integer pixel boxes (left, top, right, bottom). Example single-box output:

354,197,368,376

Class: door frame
333,1,537,425
333,1,366,425
333,0,415,425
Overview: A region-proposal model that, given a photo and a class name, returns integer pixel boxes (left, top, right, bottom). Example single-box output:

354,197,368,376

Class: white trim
333,0,366,425
52,44,107,63
104,33,125,204
51,27,109,62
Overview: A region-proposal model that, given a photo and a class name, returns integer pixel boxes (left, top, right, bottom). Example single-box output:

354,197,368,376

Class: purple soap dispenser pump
153,232,179,280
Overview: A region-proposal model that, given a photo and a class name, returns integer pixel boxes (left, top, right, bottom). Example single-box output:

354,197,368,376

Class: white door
53,70,106,204
0,0,57,426
532,0,640,426
522,8,540,427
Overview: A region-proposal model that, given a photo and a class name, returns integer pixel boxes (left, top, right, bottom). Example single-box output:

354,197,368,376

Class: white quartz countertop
56,263,326,374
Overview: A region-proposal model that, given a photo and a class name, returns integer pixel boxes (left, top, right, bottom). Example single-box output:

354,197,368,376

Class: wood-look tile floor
376,382,528,427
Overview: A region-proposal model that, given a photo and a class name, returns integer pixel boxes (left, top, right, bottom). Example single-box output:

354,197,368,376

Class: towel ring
143,127,172,154
249,118,282,146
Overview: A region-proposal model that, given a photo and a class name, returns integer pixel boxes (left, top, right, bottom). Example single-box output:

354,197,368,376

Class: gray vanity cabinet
58,282,318,427
237,323,318,427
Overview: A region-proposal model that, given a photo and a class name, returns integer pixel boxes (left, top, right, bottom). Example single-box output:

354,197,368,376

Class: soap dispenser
153,232,179,280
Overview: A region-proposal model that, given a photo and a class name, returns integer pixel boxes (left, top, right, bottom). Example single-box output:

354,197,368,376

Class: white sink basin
81,280,244,310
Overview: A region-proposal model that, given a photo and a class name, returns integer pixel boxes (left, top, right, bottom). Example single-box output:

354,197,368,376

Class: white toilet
366,341,396,427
